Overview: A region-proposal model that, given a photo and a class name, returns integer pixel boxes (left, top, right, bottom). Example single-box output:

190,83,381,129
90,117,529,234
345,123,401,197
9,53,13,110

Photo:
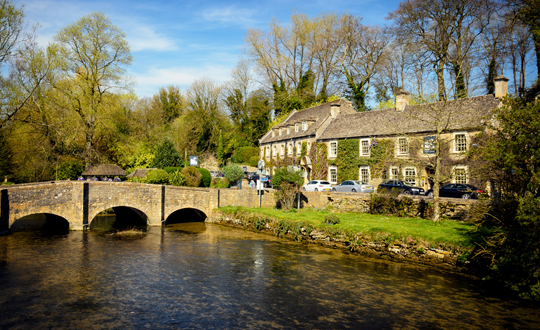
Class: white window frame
288,142,293,156
359,166,370,183
265,146,270,157
397,137,409,155
302,121,307,131
307,141,312,152
453,131,468,153
360,139,370,156
273,145,277,157
403,167,417,186
295,123,299,132
287,126,290,134
453,166,468,184
296,142,302,155
265,168,270,175
329,140,338,157
389,166,400,180
329,166,338,184
280,144,285,156
279,128,282,136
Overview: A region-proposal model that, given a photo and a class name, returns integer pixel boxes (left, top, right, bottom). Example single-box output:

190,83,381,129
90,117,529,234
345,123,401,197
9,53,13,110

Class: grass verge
218,206,492,251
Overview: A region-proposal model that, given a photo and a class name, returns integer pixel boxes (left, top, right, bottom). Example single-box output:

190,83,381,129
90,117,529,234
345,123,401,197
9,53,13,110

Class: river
0,216,539,329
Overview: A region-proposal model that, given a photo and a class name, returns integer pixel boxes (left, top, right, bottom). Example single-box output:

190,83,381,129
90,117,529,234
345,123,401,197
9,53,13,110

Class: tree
154,85,183,123
0,127,13,179
151,139,182,168
271,167,304,210
52,12,132,168
509,0,540,79
223,164,244,182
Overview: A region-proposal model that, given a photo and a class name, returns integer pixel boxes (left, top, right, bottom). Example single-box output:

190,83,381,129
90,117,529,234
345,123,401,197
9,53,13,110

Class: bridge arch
165,207,207,225
10,212,70,232
89,205,149,230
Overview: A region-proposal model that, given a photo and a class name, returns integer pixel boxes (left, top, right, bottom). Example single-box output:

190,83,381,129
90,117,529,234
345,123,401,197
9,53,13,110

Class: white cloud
201,5,257,25
127,25,178,52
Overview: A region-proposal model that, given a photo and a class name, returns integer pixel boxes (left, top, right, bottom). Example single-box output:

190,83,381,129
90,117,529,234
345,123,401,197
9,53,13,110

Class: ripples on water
0,217,539,329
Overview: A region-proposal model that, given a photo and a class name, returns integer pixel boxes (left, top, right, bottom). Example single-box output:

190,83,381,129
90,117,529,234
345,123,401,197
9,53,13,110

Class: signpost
257,159,265,208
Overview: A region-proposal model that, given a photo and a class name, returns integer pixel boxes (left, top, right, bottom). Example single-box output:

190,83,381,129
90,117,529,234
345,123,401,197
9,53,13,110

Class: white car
302,180,333,191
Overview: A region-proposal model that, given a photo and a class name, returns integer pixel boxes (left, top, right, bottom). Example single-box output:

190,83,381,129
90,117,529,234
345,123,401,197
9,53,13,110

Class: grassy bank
218,206,490,250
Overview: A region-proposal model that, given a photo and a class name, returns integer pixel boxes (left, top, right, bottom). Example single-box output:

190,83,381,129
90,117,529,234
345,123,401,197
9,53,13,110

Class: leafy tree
154,85,183,123
223,164,244,182
0,128,12,179
271,167,304,210
217,130,224,166
151,139,182,168
57,158,84,180
168,170,186,186
52,12,132,168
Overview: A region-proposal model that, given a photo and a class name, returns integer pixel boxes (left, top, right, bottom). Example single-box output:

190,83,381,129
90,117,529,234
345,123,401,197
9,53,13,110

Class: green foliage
307,95,342,109
57,158,85,180
233,146,259,163
223,164,244,182
324,214,340,225
146,169,169,184
217,130,224,166
181,166,202,187
0,129,13,179
308,142,328,180
249,155,259,168
370,193,420,218
151,139,182,168
169,170,186,186
211,177,230,188
156,85,182,123
163,167,182,174
271,167,303,210
300,141,307,159
197,167,211,187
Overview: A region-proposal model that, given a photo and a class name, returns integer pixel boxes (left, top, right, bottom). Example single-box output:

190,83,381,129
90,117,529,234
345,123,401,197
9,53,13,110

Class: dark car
377,180,425,195
425,183,485,199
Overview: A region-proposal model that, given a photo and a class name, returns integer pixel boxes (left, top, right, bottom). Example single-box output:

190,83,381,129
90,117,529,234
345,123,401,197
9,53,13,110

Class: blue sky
16,0,402,97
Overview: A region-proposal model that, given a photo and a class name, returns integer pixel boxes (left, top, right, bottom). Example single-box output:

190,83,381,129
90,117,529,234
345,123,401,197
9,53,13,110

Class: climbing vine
309,142,328,180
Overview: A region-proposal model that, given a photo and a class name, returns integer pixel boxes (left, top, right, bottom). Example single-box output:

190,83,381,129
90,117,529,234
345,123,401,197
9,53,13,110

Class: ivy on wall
309,142,328,180
300,141,307,159
328,139,394,183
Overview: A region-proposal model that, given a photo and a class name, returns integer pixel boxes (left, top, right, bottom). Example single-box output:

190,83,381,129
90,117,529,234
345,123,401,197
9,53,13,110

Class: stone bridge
0,181,275,232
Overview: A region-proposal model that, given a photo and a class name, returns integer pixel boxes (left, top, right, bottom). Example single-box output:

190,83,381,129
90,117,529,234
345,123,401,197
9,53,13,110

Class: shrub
151,139,182,168
272,167,303,210
181,166,202,187
163,167,182,174
169,170,186,186
211,177,230,188
197,167,211,187
146,169,169,184
233,146,259,163
223,164,245,182
57,158,84,180
324,214,340,225
249,155,259,168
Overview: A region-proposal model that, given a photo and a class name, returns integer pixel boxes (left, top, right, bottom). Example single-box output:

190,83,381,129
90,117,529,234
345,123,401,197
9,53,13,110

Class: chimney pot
396,89,410,112
494,75,509,98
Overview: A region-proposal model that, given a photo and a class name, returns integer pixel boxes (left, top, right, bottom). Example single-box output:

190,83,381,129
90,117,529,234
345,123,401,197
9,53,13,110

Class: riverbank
208,206,491,274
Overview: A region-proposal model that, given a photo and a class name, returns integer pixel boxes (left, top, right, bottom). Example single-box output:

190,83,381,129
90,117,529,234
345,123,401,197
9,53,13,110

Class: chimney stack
396,89,410,112
330,103,341,118
494,75,509,98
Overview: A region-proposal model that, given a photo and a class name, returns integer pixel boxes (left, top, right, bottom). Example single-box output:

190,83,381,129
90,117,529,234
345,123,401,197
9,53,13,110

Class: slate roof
82,164,126,176
260,99,356,144
317,95,500,140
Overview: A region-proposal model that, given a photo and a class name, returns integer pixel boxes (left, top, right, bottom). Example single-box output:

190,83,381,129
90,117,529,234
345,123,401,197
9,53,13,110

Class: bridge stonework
0,181,225,231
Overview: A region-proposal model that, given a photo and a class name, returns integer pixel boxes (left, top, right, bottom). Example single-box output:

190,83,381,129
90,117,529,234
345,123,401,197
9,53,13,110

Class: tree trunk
487,57,496,94
437,61,446,102
454,63,467,99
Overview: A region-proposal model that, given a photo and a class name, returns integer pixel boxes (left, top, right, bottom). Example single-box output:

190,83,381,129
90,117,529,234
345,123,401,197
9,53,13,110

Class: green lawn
218,206,491,249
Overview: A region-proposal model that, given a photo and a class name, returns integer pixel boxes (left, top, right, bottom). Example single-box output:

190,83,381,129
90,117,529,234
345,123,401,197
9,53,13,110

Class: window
329,166,338,184
287,127,290,134
273,145,277,156
266,168,271,175
390,167,399,180
295,123,299,132
360,139,370,156
280,144,285,156
404,167,417,186
397,137,409,155
329,141,338,157
272,130,275,137
453,167,467,184
279,128,282,136
307,141,311,152
454,132,467,153
302,121,307,131
359,166,370,183
297,142,302,155
288,142,293,156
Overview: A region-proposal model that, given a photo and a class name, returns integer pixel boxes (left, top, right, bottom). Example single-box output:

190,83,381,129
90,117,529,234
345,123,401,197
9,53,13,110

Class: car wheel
351,188,357,192
427,192,434,198
403,190,411,195
302,187,306,191
462,193,471,199
315,188,318,192
332,188,336,192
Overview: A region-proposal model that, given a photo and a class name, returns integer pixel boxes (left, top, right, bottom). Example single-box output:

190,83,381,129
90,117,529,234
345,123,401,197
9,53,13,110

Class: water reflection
0,222,538,329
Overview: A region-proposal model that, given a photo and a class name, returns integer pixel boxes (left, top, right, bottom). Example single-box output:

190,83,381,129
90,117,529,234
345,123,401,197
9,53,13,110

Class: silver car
332,180,374,193
302,180,333,191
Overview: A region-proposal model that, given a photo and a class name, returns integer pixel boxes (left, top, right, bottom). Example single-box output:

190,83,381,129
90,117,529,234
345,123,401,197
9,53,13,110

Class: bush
151,139,182,168
324,214,340,225
197,167,211,187
272,167,303,210
223,164,245,182
369,192,418,217
249,155,259,168
181,166,202,187
57,158,85,180
169,170,186,186
146,169,169,184
233,146,259,163
211,177,230,188
164,167,182,174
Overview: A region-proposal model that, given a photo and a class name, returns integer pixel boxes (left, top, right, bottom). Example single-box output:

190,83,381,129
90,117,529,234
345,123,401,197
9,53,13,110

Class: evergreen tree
151,139,182,168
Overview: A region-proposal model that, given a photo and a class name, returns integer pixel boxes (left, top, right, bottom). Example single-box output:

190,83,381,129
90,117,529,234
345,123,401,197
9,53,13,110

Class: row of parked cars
302,179,486,199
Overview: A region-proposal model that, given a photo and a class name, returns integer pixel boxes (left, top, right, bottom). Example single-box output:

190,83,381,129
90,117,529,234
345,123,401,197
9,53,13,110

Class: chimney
396,89,410,112
494,75,509,98
330,103,341,118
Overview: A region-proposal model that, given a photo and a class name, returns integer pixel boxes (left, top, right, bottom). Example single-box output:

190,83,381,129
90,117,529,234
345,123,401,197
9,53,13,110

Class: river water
1,217,539,329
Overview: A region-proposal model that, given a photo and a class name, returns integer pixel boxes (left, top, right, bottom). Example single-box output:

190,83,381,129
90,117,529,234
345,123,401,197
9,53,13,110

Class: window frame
272,145,277,157
280,144,285,156
389,166,399,180
296,142,302,155
302,121,307,131
453,131,468,153
288,142,294,156
453,166,468,184
329,140,338,157
359,166,370,183
295,123,299,132
403,167,417,186
397,137,409,155
360,138,370,156
329,166,338,184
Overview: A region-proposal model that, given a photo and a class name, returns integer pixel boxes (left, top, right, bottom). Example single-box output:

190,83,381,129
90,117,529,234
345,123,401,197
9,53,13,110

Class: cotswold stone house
260,76,509,190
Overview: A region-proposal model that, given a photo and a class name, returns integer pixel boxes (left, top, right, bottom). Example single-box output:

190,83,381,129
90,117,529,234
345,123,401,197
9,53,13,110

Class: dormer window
295,123,299,132
287,127,290,134
279,128,282,136
302,122,307,131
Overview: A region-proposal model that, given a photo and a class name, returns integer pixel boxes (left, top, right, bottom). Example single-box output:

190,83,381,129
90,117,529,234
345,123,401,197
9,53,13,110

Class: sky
15,0,402,98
